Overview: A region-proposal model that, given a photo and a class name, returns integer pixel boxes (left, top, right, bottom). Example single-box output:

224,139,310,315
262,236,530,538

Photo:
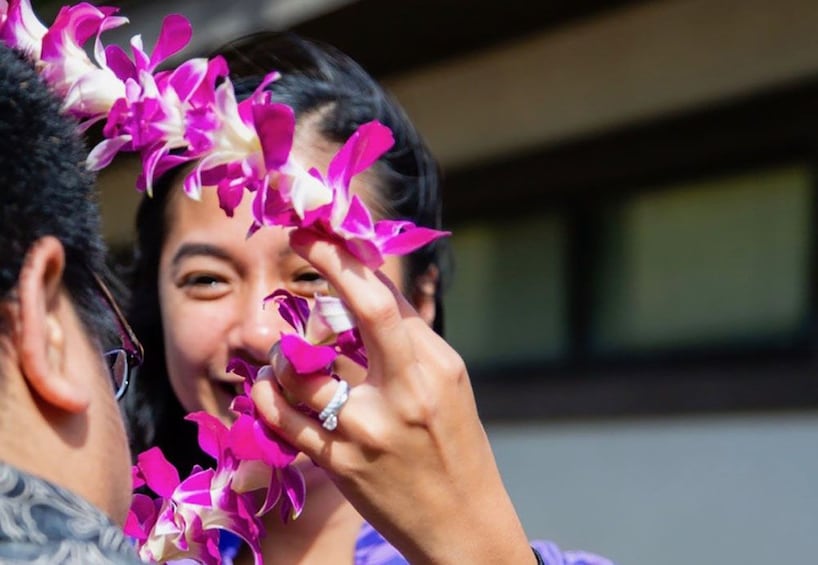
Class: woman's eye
295,271,325,284
292,271,329,294
185,274,222,286
179,273,230,298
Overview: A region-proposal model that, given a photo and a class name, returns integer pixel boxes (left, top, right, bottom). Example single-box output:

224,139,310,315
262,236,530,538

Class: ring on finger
318,379,350,431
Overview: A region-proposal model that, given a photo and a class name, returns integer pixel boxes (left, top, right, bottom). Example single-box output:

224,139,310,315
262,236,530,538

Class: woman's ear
16,236,89,413
411,265,439,328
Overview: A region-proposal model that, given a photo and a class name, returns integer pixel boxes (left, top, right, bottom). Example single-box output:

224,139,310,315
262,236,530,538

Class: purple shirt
210,521,615,564
353,521,614,565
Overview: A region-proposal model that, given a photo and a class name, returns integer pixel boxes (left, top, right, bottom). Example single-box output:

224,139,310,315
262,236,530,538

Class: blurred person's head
125,32,449,475
0,43,134,523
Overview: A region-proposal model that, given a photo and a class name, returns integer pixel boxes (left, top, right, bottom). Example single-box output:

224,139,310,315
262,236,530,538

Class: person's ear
411,265,439,328
16,236,89,413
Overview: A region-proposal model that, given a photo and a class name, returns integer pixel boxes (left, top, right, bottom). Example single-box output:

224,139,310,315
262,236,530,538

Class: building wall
489,412,818,565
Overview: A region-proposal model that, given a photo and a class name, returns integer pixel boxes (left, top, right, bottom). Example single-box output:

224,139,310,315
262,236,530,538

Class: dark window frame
443,77,818,421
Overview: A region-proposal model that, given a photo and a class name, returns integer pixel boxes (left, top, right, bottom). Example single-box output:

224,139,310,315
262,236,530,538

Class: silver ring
318,379,350,431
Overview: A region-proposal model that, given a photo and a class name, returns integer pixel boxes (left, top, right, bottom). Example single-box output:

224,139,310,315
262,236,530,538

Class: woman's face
158,130,418,423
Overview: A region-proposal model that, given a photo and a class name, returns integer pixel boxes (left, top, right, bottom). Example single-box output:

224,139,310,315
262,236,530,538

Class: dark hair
0,44,109,333
124,32,450,473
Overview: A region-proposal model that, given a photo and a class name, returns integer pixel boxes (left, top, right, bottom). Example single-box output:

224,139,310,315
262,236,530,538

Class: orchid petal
343,236,383,268
148,14,191,70
125,494,158,540
378,223,451,256
327,120,394,192
253,102,294,171
104,43,136,81
136,447,181,498
279,464,306,520
86,134,130,170
175,468,215,506
280,333,337,374
264,289,309,333
185,411,228,461
226,357,262,383
337,194,375,237
0,0,47,57
312,294,355,335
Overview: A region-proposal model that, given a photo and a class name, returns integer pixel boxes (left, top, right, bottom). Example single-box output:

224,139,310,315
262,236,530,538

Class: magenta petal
264,289,309,333
168,57,208,102
227,357,262,383
123,509,145,540
279,334,337,374
228,414,265,462
280,464,306,520
86,134,130,170
378,225,451,256
176,468,215,506
149,14,192,70
253,422,298,468
230,394,254,416
131,464,146,490
338,194,375,237
251,70,281,100
327,120,394,189
251,180,296,228
258,473,282,517
336,328,368,368
217,179,245,217
185,411,228,461
343,237,384,269
253,102,294,171
43,3,110,55
125,494,158,540
136,447,180,498
104,43,136,81
0,0,47,56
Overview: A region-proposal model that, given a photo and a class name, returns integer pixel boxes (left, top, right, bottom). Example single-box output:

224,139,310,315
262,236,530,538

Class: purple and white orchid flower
0,0,48,58
266,289,367,374
291,120,450,268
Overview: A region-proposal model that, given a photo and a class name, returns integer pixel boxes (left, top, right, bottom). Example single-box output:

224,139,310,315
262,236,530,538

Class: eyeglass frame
92,272,144,400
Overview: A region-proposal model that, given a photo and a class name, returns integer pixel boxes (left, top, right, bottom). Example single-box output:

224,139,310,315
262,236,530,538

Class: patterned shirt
0,462,143,565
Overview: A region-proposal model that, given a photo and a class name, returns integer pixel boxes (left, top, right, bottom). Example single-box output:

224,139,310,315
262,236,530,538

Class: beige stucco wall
385,0,818,170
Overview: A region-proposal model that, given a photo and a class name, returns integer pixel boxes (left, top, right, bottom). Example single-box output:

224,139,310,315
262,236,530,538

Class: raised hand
251,230,535,565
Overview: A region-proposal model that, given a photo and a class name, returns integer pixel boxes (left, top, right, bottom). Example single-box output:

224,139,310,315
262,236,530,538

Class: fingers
271,343,347,415
251,373,337,464
289,231,416,372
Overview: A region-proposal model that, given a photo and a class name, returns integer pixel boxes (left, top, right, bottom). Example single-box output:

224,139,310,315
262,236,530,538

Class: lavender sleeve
355,521,615,565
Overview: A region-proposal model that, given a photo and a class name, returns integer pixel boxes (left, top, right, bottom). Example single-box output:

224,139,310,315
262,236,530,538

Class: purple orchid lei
0,1,449,563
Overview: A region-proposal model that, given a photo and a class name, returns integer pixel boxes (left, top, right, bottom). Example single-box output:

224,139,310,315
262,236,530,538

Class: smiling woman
119,29,614,565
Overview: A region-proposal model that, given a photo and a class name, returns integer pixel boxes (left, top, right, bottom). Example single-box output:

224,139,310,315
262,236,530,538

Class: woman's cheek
161,297,222,411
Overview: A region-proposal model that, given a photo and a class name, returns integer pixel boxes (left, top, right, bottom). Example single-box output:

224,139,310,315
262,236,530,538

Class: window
447,215,567,367
592,166,812,353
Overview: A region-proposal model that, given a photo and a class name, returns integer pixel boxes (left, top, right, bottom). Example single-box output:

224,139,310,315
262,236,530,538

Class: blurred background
38,0,818,562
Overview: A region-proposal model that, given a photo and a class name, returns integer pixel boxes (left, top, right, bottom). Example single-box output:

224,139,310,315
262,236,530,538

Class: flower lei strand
0,1,449,563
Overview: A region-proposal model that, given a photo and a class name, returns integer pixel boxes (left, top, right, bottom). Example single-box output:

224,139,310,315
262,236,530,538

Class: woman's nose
230,296,289,362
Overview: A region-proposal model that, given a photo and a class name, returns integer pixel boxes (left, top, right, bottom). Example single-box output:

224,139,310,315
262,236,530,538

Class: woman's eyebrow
171,242,233,266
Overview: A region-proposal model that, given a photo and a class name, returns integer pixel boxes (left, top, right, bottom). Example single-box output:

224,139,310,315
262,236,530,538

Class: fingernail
256,364,275,383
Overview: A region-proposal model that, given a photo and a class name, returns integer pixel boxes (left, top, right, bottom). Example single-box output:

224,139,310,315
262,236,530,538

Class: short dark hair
124,32,451,474
0,44,108,331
